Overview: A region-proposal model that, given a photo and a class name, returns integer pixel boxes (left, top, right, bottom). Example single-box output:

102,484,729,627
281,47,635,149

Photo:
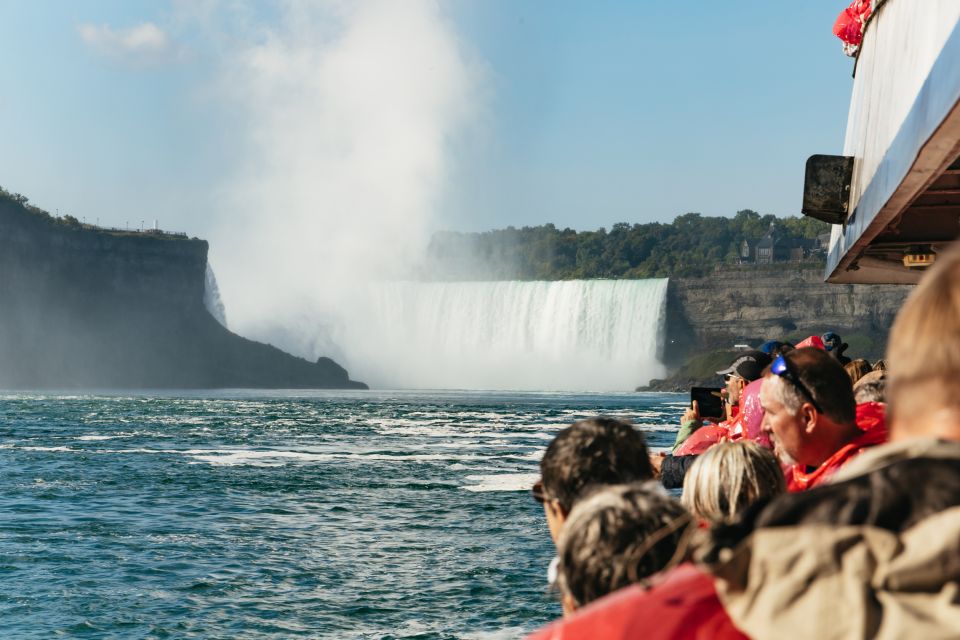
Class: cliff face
0,198,366,389
663,266,912,365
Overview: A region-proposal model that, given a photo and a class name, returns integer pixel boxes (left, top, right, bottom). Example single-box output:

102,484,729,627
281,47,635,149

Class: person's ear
562,592,578,617
802,403,819,433
549,500,569,525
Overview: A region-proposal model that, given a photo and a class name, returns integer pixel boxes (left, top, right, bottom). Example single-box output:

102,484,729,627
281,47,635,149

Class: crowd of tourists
527,243,960,639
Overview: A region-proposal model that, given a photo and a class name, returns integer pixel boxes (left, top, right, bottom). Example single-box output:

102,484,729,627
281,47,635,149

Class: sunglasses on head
771,354,823,413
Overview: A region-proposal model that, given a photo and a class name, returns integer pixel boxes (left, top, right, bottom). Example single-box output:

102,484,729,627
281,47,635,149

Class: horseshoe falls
337,279,669,391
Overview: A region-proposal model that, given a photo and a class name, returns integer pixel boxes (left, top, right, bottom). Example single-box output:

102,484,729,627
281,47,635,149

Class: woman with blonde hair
681,441,785,526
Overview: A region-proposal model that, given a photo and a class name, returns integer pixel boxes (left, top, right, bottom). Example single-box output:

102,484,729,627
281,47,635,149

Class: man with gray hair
529,243,960,640
760,347,885,491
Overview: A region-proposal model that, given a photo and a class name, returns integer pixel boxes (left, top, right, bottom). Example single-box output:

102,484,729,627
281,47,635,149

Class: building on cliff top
753,224,818,265
802,1,960,284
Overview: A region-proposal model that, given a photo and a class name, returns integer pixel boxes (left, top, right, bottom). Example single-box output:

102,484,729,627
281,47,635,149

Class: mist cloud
206,1,483,374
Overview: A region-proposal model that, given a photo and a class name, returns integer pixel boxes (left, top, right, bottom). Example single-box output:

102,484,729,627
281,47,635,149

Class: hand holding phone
690,387,724,420
682,401,700,424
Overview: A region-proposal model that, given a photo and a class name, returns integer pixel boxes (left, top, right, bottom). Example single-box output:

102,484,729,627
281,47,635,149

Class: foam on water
462,472,541,493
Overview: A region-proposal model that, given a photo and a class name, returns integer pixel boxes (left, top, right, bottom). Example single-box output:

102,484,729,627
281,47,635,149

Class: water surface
0,389,683,638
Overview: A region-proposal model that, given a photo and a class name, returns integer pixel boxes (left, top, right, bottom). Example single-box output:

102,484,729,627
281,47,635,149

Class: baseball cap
716,350,772,382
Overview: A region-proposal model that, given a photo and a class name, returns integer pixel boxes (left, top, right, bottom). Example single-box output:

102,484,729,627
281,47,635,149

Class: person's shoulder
526,565,747,640
758,442,960,532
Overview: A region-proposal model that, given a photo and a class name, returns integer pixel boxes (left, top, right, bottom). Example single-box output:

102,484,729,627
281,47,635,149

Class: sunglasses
771,354,823,413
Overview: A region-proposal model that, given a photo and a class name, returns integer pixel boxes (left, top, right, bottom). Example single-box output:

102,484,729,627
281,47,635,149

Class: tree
425,211,829,280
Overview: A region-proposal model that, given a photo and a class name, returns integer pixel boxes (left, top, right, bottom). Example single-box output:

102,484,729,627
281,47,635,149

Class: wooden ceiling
859,155,960,266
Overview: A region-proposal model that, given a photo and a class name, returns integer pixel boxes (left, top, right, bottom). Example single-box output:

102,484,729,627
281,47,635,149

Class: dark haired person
843,358,873,384
534,418,655,547
528,245,960,640
821,331,851,365
760,347,886,491
555,483,690,616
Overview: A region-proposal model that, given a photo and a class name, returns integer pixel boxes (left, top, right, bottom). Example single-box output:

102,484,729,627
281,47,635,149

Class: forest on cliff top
425,210,830,280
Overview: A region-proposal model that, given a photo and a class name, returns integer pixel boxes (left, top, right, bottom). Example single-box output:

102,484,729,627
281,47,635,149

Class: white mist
206,0,482,370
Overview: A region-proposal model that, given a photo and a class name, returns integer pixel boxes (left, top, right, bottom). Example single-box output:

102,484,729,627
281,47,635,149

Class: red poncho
785,402,887,492
673,379,769,456
527,564,747,640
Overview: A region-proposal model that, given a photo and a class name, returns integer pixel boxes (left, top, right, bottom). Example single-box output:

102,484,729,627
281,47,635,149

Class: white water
203,265,228,328
335,279,669,391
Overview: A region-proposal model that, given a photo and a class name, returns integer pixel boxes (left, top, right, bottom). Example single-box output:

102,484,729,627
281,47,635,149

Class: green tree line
426,210,829,280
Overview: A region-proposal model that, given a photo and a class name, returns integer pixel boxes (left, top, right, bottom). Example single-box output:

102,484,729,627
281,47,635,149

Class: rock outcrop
662,265,912,366
0,196,367,390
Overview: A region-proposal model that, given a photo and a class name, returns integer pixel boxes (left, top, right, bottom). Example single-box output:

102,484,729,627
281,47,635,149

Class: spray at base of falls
333,279,669,391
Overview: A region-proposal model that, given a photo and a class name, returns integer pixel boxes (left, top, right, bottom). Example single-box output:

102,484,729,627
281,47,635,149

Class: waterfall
204,264,228,328
336,279,669,391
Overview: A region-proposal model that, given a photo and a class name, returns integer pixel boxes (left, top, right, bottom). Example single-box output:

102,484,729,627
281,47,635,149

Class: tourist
795,334,826,349
674,377,770,456
555,483,690,616
527,244,960,640
843,358,873,384
655,350,770,488
534,418,655,548
715,350,771,424
760,347,886,491
821,331,851,364
693,243,960,637
853,371,885,403
673,350,771,450
885,245,960,442
681,441,785,526
758,339,794,357
853,378,885,403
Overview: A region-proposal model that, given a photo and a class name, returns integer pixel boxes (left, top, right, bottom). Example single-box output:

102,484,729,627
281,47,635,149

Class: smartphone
690,386,724,420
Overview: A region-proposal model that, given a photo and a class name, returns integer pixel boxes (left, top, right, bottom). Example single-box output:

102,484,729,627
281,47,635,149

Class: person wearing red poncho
759,347,887,491
652,351,771,488
528,245,960,640
782,400,887,491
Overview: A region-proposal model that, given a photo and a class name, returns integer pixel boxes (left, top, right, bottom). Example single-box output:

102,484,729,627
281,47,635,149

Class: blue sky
0,1,853,236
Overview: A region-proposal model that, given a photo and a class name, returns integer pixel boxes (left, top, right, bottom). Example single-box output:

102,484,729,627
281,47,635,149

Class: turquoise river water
0,390,685,639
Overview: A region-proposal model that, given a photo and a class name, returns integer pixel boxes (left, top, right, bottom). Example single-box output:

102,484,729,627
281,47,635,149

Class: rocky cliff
0,196,366,389
662,265,912,366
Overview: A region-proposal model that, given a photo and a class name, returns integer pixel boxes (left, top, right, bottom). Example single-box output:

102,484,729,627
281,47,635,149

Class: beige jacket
710,439,960,640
